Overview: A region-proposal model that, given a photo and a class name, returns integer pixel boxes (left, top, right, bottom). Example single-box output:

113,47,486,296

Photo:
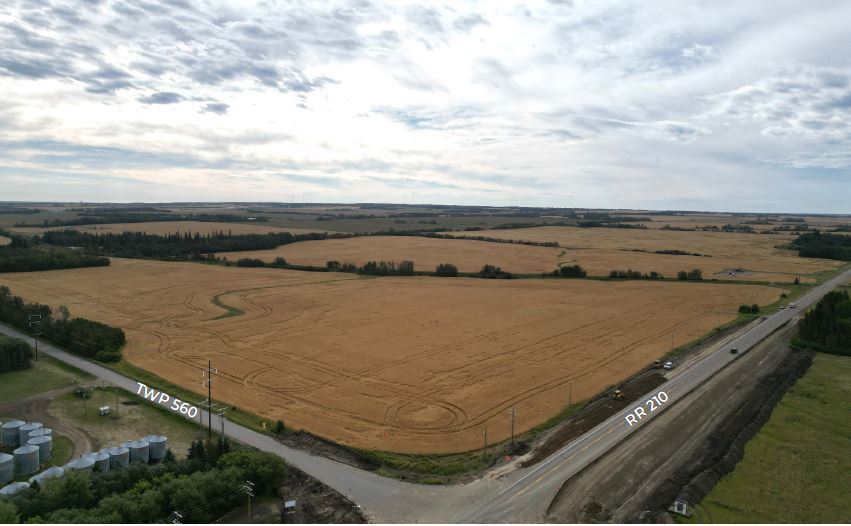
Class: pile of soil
279,467,367,524
279,431,379,472
640,348,815,522
521,371,667,466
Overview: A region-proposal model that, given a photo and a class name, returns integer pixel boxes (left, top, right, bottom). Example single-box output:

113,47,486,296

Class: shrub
434,263,459,277
0,336,33,372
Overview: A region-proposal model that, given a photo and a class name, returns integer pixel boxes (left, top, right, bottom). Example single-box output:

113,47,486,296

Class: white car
663,361,674,370
789,303,796,309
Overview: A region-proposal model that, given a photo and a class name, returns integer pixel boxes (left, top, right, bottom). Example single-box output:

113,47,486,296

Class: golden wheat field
0,259,785,452
9,221,326,236
457,226,838,283
218,235,564,273
0,236,10,246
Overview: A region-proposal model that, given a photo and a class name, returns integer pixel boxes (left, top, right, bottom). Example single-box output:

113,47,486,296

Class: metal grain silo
27,435,52,462
128,440,150,463
18,422,43,445
29,466,64,485
0,481,30,496
143,435,168,461
42,427,53,437
0,453,13,484
91,452,110,473
13,444,40,475
1,420,25,447
65,456,95,471
108,447,130,469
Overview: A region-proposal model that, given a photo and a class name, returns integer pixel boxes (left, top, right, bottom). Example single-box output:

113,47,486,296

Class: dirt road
545,321,798,522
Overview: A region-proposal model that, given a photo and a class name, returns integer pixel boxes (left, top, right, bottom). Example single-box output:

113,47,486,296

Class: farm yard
457,226,839,282
218,235,564,274
0,258,784,453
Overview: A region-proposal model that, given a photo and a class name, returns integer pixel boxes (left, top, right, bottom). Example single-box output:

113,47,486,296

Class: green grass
50,434,73,466
687,353,851,523
0,355,91,401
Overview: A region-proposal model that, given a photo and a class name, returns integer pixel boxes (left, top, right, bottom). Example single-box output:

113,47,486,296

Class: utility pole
169,511,182,524
509,408,517,445
201,363,218,440
569,381,573,406
28,315,42,361
482,428,487,461
241,481,255,524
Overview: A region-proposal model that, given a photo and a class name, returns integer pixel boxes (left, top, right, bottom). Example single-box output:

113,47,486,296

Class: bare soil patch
217,235,563,273
0,259,783,453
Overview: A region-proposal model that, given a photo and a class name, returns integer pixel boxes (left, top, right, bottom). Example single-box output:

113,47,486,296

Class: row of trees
608,269,664,279
15,211,269,228
738,304,761,314
0,286,125,362
793,231,851,261
548,265,587,278
40,230,344,260
796,290,851,356
0,444,286,524
677,269,704,280
0,335,32,372
0,245,110,273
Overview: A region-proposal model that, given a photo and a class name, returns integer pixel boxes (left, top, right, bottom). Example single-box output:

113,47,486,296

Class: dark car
730,347,739,354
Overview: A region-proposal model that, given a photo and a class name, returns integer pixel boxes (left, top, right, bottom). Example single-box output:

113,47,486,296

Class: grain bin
128,440,150,463
29,466,64,485
65,456,95,471
144,435,168,461
91,452,110,473
0,481,30,496
27,435,53,462
1,420,25,447
13,444,40,475
18,422,43,445
108,447,130,469
0,453,13,484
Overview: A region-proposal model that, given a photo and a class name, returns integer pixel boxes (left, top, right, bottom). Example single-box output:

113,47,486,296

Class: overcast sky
1,0,850,212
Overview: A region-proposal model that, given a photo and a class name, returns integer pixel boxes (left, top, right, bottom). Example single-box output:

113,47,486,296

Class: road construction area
546,319,802,522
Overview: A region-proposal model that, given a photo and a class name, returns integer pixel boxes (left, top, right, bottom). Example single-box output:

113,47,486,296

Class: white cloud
0,0,849,210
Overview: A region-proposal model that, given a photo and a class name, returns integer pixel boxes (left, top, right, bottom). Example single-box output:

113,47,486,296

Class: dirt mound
280,467,367,524
640,349,815,521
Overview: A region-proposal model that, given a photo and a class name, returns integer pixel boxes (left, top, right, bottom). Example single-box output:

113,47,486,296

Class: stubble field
0,258,783,453
458,226,838,282
217,235,563,273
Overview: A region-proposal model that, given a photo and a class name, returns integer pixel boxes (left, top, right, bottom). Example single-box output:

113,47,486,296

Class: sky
1,0,850,212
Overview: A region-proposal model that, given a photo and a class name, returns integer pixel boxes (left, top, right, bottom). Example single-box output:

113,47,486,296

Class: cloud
138,92,184,104
0,0,850,211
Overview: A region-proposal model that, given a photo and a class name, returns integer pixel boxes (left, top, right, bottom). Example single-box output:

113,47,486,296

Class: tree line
547,265,587,278
0,286,125,362
608,269,664,279
0,335,33,372
0,443,286,524
14,211,269,228
792,231,851,261
0,243,110,273
794,289,851,356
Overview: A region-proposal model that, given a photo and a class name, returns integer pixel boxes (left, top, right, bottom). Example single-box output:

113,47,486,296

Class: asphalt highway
2,265,848,522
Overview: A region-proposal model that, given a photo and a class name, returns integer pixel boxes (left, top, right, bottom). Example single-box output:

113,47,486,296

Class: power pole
482,428,487,461
28,315,42,361
201,363,218,441
169,511,182,524
569,381,573,406
241,481,255,523
509,408,517,445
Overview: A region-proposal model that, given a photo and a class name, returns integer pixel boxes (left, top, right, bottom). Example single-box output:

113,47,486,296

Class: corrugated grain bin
29,466,64,485
108,447,130,469
0,453,13,484
1,420,25,447
18,422,43,445
144,435,168,461
27,435,53,462
13,444,40,475
128,440,150,463
29,427,46,438
0,481,30,496
65,456,95,471
92,452,110,473
42,427,53,437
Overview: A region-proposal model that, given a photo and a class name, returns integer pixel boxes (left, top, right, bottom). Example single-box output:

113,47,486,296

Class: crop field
0,235,9,246
9,221,326,237
457,226,839,283
0,259,784,453
218,235,564,273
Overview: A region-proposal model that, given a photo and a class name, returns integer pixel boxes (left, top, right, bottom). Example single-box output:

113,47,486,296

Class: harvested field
217,235,563,273
0,259,784,453
9,221,326,237
0,235,9,246
458,226,838,283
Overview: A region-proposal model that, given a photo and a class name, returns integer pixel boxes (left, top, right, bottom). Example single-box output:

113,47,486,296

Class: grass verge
687,353,851,523
0,355,91,402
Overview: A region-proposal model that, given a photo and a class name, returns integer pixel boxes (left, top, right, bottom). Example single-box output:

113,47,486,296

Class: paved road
2,266,848,522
